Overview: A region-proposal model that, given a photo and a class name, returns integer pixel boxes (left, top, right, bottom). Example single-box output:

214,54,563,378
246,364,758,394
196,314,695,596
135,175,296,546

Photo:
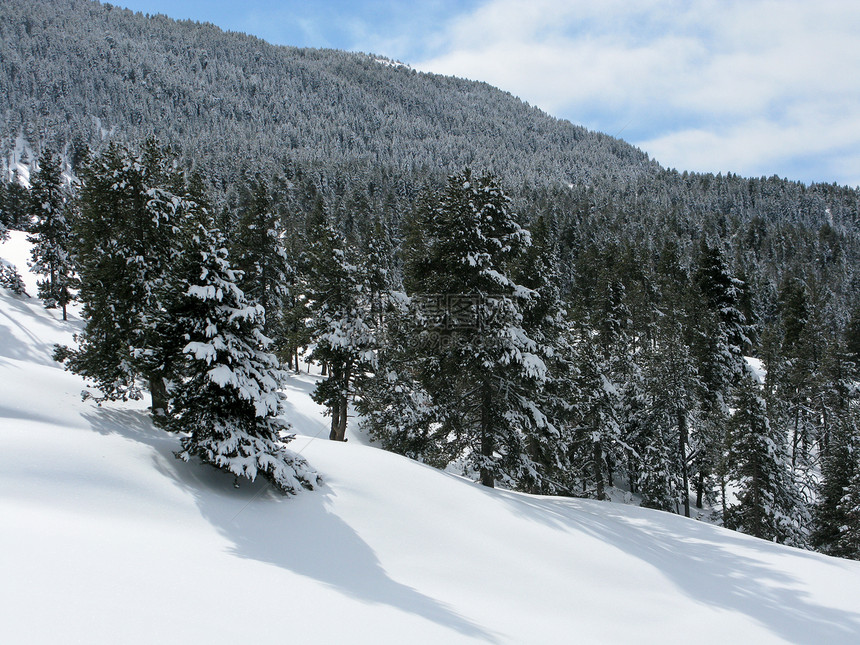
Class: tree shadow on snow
81,405,498,644
492,489,860,645
0,296,71,366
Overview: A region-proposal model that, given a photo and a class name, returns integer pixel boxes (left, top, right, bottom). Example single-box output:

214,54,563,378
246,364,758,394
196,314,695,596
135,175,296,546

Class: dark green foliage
230,175,292,342
0,175,31,231
169,218,318,494
813,413,860,556
60,140,187,410
304,198,375,441
27,150,78,319
364,170,558,490
834,470,860,559
724,372,809,546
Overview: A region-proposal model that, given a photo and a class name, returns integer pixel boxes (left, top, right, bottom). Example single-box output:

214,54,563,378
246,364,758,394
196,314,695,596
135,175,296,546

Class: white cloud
409,0,860,186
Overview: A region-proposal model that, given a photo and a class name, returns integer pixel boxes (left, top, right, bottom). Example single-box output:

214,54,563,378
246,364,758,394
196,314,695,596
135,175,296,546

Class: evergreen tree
27,150,78,320
59,140,191,415
813,411,860,556
230,175,291,344
280,231,313,372
2,172,31,231
689,240,749,511
170,214,318,493
376,170,551,489
635,242,700,515
0,259,27,295
725,369,809,546
304,197,374,441
811,321,860,556
514,214,575,494
833,467,860,559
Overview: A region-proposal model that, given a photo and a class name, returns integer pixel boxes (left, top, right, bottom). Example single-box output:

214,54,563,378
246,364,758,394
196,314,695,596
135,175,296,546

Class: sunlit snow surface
3,231,860,644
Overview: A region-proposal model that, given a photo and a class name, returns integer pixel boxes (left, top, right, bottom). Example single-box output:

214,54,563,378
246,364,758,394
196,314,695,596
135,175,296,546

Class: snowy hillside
3,231,860,644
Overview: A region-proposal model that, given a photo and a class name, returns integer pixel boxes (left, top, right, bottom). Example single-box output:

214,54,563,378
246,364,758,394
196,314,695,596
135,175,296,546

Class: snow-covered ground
3,231,860,644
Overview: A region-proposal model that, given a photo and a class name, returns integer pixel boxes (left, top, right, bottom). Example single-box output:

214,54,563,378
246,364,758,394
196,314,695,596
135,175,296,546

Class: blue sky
114,0,860,188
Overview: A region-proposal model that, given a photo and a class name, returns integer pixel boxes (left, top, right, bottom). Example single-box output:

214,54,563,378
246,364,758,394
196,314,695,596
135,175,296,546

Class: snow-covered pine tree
568,328,621,500
27,149,78,320
170,212,318,494
304,197,375,441
357,290,448,464
60,140,190,415
811,321,860,556
813,410,860,556
0,259,27,295
689,240,749,511
362,213,396,329
397,169,550,489
280,231,312,373
635,241,700,515
513,214,575,494
834,466,860,560
357,198,448,464
724,366,810,546
0,172,30,231
230,175,291,344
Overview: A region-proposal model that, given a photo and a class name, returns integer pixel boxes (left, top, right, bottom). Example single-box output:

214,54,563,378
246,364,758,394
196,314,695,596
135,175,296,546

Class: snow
3,231,860,644
746,355,767,384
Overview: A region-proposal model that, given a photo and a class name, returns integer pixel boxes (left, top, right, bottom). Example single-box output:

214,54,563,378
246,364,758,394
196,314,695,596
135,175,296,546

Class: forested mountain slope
0,0,654,187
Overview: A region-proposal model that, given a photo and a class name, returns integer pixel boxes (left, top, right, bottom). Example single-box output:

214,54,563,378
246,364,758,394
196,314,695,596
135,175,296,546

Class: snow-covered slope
3,232,860,644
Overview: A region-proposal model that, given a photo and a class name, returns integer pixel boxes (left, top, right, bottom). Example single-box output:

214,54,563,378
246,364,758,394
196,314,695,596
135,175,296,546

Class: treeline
4,140,860,560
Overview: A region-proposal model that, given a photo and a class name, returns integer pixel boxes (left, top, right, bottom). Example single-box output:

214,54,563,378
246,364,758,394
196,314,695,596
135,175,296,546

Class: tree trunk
593,439,605,501
332,396,348,441
678,410,690,518
328,399,343,441
606,453,614,488
696,470,705,509
149,376,168,418
480,384,494,488
791,405,800,468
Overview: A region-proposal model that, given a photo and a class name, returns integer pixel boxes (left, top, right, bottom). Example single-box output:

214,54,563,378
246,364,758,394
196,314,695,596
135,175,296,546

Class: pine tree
170,215,318,493
280,231,313,372
635,242,700,515
725,369,809,546
514,214,575,494
60,140,191,415
689,240,749,511
2,172,31,231
0,259,27,295
834,468,860,559
376,170,551,489
27,150,78,320
304,197,375,441
230,175,291,343
813,412,860,555
811,323,860,556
